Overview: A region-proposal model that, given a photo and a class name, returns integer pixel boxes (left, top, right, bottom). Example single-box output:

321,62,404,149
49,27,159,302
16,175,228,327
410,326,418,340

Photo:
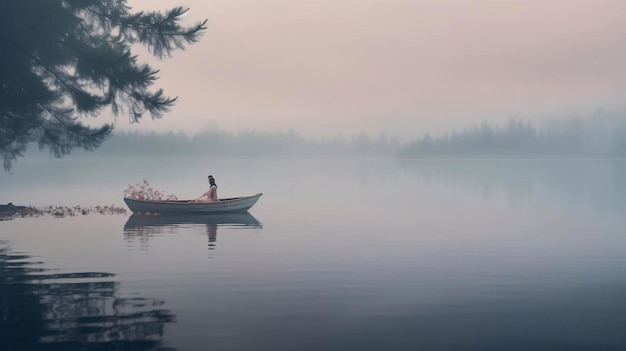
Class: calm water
2,158,626,351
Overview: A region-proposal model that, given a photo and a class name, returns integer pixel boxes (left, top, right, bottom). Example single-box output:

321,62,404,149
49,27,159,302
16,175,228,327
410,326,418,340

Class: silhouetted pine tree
0,0,207,170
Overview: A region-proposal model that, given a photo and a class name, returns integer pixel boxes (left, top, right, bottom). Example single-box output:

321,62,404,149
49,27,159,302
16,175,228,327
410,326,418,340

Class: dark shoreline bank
0,203,38,218
0,203,127,220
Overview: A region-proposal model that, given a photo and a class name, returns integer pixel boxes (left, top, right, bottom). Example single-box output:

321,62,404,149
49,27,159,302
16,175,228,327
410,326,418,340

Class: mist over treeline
400,112,626,159
22,111,626,160
67,129,402,158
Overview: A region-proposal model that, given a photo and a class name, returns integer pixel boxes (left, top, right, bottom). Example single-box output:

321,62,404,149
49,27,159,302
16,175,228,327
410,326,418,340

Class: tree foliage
0,0,207,170
398,116,626,159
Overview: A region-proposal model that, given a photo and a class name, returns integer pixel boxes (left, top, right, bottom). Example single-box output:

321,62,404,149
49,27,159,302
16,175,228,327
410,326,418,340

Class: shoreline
0,203,38,218
0,203,127,220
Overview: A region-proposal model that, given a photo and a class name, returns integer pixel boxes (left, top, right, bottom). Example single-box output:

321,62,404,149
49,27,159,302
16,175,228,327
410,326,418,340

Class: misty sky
119,0,626,138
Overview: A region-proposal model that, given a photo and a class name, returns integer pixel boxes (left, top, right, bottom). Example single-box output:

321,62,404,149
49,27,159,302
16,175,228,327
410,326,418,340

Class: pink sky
118,0,626,138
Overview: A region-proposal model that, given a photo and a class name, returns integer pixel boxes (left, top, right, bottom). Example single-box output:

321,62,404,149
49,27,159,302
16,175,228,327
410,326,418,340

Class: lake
2,158,626,351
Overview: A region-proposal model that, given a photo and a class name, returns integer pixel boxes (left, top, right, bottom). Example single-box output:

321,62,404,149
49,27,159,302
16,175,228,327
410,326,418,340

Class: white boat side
123,193,263,214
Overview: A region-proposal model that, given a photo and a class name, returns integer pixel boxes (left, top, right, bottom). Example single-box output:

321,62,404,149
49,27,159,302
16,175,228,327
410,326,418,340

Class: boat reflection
0,247,176,351
123,212,263,250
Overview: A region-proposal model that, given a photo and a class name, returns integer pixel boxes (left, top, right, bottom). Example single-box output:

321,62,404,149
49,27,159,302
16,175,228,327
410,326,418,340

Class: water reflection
397,159,626,212
123,212,263,250
0,247,176,351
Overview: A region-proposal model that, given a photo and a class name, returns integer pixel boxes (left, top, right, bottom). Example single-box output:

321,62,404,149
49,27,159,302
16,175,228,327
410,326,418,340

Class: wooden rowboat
123,193,263,214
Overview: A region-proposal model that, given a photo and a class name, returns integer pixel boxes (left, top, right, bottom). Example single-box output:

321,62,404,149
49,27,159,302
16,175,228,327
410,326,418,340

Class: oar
189,193,207,203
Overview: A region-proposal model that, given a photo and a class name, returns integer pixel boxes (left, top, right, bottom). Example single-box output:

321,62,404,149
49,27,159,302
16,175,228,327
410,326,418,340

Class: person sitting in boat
193,175,219,203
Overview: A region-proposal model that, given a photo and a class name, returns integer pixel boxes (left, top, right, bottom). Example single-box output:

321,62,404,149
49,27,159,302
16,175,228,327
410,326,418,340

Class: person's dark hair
208,175,217,188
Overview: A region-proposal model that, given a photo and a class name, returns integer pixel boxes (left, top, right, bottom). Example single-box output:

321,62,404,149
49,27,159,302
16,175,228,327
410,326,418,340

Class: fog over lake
4,1,626,349
2,157,626,350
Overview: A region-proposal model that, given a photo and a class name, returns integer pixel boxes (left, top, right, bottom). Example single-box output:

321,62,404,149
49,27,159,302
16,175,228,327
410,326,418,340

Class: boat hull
123,193,262,214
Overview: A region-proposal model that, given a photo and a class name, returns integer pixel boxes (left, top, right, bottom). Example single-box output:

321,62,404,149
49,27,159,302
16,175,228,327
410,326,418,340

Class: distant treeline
399,115,626,159
72,129,401,158
24,113,626,159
